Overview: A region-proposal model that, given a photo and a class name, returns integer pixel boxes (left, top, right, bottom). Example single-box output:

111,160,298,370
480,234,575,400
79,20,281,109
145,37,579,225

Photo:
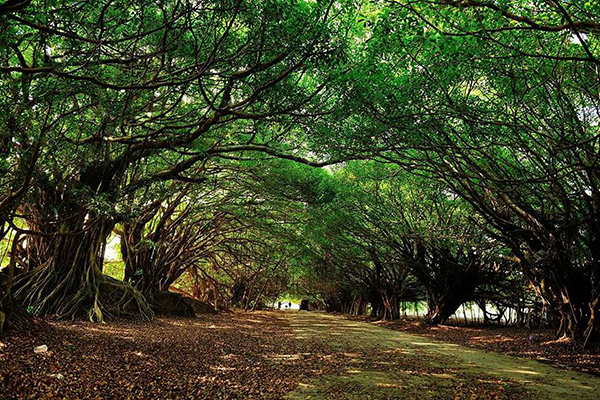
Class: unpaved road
285,312,600,399
2,311,599,399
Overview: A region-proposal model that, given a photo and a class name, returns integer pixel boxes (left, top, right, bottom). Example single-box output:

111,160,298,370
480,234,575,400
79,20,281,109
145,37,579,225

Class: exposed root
14,261,153,322
0,273,34,335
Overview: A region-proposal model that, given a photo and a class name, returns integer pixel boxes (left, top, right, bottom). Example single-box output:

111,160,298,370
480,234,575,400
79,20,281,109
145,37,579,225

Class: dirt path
2,312,599,399
354,316,600,376
285,312,600,399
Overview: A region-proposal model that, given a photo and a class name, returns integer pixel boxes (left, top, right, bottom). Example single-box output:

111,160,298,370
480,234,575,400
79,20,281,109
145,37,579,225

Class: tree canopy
1,0,599,343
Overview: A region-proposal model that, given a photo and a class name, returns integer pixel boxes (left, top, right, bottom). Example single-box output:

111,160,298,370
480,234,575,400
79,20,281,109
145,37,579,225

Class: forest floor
0,311,598,399
286,312,600,400
347,315,600,376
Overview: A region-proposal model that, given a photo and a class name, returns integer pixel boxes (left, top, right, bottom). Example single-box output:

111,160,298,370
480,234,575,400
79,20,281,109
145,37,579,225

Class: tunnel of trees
1,0,599,345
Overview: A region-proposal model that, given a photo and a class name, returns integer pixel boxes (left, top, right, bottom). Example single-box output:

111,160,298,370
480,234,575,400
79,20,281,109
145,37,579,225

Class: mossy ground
286,312,600,400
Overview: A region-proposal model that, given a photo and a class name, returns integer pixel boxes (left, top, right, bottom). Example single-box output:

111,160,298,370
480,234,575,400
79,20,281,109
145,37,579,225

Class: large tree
2,0,358,321
341,0,600,339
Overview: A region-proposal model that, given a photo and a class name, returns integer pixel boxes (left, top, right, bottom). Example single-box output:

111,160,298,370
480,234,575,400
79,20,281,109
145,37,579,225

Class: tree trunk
529,266,600,341
426,290,471,325
14,216,152,321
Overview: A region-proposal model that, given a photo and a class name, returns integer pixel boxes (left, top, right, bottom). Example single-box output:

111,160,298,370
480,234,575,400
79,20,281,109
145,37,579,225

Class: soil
2,311,599,399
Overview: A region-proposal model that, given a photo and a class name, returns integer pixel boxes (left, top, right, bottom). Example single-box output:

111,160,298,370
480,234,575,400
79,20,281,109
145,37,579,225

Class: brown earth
1,312,599,399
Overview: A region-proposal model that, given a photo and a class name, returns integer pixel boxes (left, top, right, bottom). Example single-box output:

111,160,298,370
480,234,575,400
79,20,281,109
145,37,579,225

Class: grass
285,312,600,400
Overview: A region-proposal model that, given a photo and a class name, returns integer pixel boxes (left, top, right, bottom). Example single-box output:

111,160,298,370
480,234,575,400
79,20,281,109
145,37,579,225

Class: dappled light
287,313,600,399
2,0,600,398
500,369,541,376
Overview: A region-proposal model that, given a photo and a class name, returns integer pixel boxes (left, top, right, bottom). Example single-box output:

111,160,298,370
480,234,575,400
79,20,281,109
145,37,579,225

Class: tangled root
15,262,153,322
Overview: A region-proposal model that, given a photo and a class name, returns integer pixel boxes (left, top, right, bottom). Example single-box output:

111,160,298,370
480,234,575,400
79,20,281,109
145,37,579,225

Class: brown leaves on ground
0,312,536,399
357,317,600,376
1,312,346,399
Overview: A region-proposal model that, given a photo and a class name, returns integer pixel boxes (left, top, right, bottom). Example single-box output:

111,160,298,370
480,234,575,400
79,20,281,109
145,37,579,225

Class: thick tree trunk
553,294,599,342
14,216,152,321
524,260,600,341
0,294,33,335
427,295,464,325
380,292,401,320
369,300,382,319
425,281,477,325
0,232,32,334
119,219,189,300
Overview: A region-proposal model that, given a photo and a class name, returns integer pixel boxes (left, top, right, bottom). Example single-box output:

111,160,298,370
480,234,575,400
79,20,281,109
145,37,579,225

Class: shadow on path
286,312,600,400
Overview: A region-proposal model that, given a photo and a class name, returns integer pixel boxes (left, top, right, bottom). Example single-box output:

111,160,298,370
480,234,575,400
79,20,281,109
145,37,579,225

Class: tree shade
1,0,599,343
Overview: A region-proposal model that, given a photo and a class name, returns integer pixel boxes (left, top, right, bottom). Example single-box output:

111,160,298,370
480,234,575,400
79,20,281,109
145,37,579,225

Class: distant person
278,301,281,309
289,302,292,308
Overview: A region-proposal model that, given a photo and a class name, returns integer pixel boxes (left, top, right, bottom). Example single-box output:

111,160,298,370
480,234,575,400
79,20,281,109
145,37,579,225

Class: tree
344,0,600,339
327,163,516,323
2,0,359,321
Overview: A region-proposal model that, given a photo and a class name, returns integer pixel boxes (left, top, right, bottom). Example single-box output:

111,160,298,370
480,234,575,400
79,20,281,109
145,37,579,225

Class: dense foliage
1,0,599,343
